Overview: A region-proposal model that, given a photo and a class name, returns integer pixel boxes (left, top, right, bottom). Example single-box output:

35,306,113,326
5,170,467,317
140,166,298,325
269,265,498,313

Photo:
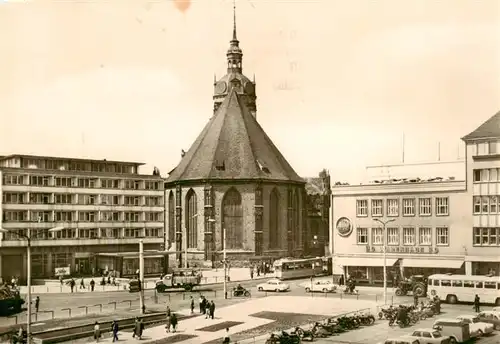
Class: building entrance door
75,258,91,276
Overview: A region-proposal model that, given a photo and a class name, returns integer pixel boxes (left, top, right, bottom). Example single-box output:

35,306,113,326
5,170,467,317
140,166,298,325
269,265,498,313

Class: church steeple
226,0,242,74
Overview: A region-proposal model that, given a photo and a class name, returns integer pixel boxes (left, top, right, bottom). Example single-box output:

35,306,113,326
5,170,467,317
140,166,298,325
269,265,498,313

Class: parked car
433,318,471,344
409,329,451,344
477,311,500,331
455,315,494,337
300,280,337,293
257,279,290,292
377,336,421,344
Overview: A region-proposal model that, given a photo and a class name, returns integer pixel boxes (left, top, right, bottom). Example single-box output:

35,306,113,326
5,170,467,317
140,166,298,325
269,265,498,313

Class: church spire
226,0,242,74
232,0,237,41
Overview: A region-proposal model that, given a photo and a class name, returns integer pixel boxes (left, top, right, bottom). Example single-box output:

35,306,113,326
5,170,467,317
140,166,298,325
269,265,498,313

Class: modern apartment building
330,110,500,284
0,154,165,281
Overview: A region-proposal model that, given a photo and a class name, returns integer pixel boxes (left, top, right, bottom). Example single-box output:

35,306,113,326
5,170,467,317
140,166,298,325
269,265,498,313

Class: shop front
400,258,465,277
466,256,500,276
334,256,399,286
96,252,167,277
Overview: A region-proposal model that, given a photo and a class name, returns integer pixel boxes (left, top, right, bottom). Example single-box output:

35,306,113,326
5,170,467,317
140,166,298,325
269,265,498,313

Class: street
1,277,396,326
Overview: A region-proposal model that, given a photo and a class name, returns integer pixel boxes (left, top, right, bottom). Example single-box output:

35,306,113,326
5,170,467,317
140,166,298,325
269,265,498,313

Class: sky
1,0,499,183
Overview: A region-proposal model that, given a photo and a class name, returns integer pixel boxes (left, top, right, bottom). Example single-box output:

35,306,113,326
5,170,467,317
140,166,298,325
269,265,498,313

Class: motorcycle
292,326,314,341
378,306,395,320
232,287,251,297
265,331,301,344
310,323,334,338
355,313,376,326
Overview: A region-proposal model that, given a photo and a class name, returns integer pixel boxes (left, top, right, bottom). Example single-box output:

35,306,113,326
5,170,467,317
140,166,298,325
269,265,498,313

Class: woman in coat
93,322,101,343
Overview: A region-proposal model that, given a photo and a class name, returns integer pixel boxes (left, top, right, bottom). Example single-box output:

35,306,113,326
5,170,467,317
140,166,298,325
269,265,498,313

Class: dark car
477,311,500,331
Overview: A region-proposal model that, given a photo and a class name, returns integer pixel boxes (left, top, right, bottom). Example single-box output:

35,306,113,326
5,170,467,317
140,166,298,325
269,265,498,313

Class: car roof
434,318,465,323
457,315,476,318
267,279,280,282
414,328,438,332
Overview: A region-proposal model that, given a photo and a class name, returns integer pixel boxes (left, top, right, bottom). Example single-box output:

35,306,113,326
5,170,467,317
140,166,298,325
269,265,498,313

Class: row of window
473,227,500,247
472,195,500,214
1,227,163,240
2,174,162,190
356,226,449,246
2,192,163,206
428,278,499,289
2,210,164,222
472,168,500,183
15,158,137,174
474,140,500,157
356,197,449,217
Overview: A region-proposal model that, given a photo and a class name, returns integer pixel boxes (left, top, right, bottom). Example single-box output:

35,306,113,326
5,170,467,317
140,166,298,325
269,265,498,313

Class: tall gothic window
222,188,243,249
269,188,280,249
186,189,198,249
168,191,175,247
292,190,300,247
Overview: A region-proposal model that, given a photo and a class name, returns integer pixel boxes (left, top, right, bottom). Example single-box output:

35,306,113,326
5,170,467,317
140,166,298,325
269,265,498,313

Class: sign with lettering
336,217,353,237
365,246,439,254
54,266,70,276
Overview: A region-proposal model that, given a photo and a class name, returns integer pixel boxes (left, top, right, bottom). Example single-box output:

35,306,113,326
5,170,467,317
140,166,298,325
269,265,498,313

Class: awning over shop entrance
401,259,464,269
335,257,398,267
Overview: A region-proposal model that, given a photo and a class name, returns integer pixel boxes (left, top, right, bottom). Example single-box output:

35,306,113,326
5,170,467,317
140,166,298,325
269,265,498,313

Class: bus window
428,279,432,286
464,281,474,288
484,282,497,289
441,280,451,287
433,279,439,286
452,280,463,287
475,282,483,288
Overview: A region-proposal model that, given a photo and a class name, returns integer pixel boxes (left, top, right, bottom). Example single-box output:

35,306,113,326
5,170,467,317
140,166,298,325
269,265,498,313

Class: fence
20,275,248,294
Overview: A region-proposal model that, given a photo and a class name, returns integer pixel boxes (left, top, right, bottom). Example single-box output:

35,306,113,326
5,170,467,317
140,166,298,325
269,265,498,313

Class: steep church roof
462,110,500,141
166,89,304,184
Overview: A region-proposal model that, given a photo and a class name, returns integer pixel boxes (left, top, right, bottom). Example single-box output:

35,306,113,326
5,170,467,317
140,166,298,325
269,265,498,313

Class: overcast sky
1,0,499,183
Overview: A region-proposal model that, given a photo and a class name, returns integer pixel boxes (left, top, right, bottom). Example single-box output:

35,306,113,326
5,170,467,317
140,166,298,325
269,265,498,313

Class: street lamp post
373,218,395,305
223,227,227,299
0,226,64,344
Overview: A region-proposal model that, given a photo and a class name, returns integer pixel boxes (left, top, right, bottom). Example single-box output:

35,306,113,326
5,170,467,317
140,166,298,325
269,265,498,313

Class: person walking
70,279,75,293
34,296,40,313
250,267,254,280
111,320,119,342
209,300,215,319
93,322,101,343
133,317,144,340
205,301,211,319
90,279,95,292
80,278,85,290
170,313,178,333
474,294,481,312
190,296,195,314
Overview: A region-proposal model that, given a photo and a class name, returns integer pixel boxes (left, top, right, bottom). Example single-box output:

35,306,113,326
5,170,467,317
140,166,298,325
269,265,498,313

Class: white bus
427,274,500,305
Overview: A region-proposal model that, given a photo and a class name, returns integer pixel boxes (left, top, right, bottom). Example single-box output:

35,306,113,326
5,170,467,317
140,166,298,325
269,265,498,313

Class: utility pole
374,218,395,305
139,239,145,314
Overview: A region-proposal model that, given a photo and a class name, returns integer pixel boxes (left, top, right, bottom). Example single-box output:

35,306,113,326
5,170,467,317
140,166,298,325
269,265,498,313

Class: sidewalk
18,268,268,294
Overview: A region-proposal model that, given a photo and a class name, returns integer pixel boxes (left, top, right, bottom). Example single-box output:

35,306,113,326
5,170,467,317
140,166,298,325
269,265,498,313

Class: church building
164,8,307,266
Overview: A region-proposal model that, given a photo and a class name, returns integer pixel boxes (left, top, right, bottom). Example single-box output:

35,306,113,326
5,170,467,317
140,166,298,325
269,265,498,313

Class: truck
0,285,25,315
155,268,202,292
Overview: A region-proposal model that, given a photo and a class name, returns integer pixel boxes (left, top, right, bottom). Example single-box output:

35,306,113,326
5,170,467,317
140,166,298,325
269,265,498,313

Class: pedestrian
165,313,171,333
210,300,215,319
80,278,85,289
90,279,95,292
199,295,205,314
474,294,480,312
111,320,119,342
339,274,344,286
413,294,418,307
133,317,144,340
107,276,111,284
70,279,75,293
93,321,101,343
59,275,63,285
170,313,178,333
250,267,254,280
190,296,194,314
223,327,230,344
205,302,211,319
34,296,40,313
